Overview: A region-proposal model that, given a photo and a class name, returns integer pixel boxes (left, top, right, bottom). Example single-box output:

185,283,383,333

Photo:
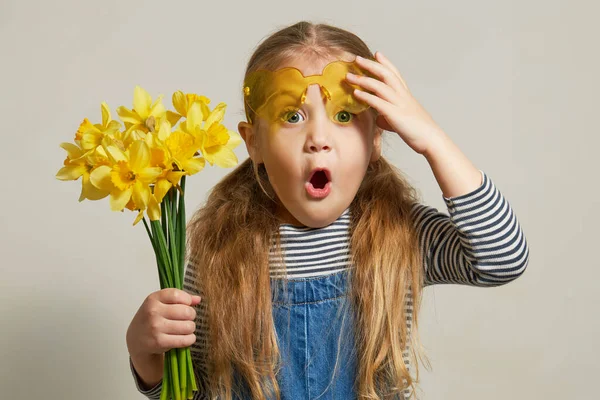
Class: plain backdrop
1,0,597,399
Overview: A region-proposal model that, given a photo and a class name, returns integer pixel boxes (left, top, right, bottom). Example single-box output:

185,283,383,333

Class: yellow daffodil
76,102,122,151
143,122,197,204
161,122,206,176
184,102,242,168
56,142,111,201
116,86,180,135
168,91,212,126
130,192,161,226
90,137,162,218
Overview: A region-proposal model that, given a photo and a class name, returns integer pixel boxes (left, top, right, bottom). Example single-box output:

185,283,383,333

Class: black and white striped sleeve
129,355,162,399
410,170,529,287
183,263,211,399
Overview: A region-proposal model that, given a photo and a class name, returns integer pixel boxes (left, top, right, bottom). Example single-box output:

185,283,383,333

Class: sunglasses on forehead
242,59,374,124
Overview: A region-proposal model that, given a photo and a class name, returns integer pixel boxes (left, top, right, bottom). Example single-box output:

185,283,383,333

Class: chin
293,206,343,229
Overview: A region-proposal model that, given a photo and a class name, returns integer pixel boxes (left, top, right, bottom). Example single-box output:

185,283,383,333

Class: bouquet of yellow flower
56,86,241,400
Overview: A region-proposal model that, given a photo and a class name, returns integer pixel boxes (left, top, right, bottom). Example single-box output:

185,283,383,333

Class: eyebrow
274,89,298,97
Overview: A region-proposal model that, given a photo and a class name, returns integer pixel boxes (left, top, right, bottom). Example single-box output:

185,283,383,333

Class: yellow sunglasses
243,59,373,124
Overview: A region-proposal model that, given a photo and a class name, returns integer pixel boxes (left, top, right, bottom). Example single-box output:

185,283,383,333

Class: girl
127,21,530,400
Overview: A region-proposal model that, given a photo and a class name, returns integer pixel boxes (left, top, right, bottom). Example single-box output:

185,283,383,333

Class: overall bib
232,269,358,399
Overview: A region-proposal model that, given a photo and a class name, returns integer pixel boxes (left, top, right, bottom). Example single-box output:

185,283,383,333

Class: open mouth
306,168,332,199
309,169,330,189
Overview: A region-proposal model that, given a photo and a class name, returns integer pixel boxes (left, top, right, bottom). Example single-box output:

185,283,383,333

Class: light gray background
1,0,597,398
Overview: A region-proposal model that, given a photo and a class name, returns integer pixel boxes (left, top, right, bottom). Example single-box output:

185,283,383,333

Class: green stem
166,189,181,290
161,197,169,248
151,220,174,289
178,347,187,396
143,217,153,242
144,217,168,289
186,347,197,391
169,348,181,400
152,176,197,399
178,177,187,285
171,188,180,283
160,353,170,400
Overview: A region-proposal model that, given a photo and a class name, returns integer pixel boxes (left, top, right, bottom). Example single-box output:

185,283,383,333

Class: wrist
130,352,164,391
422,130,450,161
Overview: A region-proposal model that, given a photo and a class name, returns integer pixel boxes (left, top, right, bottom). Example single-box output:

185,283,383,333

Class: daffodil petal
106,120,122,133
103,143,127,164
199,101,211,122
59,142,84,159
132,180,150,210
154,178,172,204
149,145,167,168
81,131,103,151
125,197,136,211
91,145,108,163
81,172,110,201
157,120,172,141
166,110,182,128
56,165,87,180
138,167,162,183
211,146,238,168
101,102,111,127
225,130,243,149
186,102,203,131
110,186,133,211
90,165,114,191
130,140,150,172
133,210,144,226
183,157,206,175
166,171,186,186
116,106,141,124
205,102,226,130
133,86,152,120
148,193,161,221
149,95,166,117
172,91,187,117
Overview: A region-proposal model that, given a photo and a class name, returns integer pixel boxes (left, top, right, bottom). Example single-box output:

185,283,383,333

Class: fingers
148,302,198,351
154,332,198,352
162,303,198,321
158,288,200,306
355,52,409,94
374,51,409,92
346,72,399,105
153,317,197,336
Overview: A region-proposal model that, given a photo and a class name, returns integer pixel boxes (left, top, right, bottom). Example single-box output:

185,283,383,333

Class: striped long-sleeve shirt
130,169,530,399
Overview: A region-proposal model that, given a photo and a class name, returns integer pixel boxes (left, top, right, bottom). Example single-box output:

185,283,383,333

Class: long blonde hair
186,21,430,399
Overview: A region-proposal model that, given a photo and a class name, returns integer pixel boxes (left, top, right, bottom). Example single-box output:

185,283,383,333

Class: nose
304,85,332,153
308,138,330,152
305,116,332,153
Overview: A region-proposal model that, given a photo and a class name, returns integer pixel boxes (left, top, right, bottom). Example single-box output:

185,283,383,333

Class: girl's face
238,55,382,228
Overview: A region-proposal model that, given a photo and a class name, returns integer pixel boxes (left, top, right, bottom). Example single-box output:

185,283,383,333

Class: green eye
279,107,302,123
334,110,355,124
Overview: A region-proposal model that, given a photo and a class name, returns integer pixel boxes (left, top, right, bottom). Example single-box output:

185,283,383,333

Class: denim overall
232,269,359,399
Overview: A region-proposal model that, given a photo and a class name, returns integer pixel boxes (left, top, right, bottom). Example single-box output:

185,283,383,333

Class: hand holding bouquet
56,86,241,399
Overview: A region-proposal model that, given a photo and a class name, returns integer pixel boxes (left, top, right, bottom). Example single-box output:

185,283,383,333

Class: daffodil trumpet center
112,161,136,190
